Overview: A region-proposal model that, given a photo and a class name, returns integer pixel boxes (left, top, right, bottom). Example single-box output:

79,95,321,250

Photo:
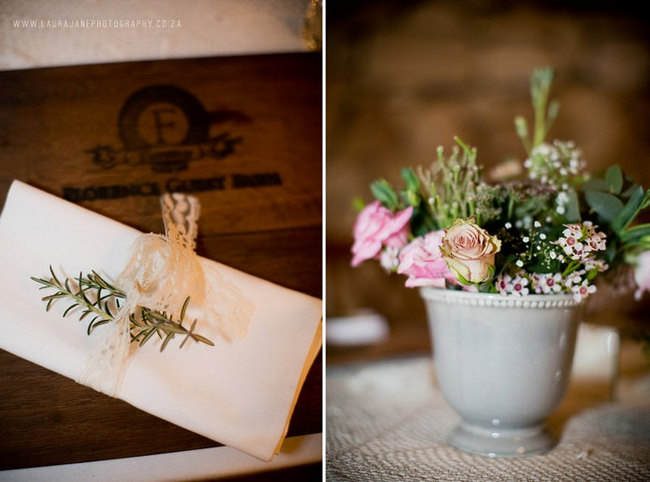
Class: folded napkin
0,180,322,461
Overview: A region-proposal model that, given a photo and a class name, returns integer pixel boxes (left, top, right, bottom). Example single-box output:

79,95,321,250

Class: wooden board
0,53,322,471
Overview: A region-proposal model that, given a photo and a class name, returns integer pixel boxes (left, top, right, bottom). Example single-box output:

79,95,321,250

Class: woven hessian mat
326,357,650,481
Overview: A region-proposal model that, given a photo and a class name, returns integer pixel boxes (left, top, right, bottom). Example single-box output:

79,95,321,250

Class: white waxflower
496,274,513,295
537,273,563,294
511,274,530,296
572,281,597,302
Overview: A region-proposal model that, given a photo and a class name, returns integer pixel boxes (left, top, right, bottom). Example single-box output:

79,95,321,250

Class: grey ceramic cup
420,288,582,457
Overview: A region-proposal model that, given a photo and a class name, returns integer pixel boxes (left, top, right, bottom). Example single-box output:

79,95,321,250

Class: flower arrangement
351,68,650,307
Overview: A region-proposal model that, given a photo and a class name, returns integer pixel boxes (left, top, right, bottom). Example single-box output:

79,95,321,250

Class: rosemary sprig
31,266,214,351
130,297,214,351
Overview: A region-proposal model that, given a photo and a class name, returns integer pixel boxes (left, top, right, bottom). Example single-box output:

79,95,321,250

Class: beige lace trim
77,193,254,396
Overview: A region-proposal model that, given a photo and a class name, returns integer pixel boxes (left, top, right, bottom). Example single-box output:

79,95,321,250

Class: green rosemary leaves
31,266,214,351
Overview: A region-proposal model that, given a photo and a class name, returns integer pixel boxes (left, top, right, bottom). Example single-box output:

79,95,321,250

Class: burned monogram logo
65,84,282,202
86,85,249,172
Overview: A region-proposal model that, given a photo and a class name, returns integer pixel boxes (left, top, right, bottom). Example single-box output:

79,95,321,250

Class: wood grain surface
0,53,322,471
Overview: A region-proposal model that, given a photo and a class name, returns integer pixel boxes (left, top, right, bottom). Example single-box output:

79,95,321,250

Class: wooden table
0,53,322,476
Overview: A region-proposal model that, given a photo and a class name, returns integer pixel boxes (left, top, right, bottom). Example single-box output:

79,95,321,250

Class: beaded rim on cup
419,287,583,309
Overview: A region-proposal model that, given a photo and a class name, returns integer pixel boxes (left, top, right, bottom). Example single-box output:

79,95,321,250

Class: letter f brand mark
152,108,177,145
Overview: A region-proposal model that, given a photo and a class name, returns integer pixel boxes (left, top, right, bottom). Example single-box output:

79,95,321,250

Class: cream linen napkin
0,180,322,461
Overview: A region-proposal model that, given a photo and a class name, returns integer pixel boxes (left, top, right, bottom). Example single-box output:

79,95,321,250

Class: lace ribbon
77,193,254,396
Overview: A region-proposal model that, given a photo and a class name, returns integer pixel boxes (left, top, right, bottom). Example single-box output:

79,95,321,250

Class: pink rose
397,230,455,288
634,250,650,300
440,218,501,284
351,201,413,267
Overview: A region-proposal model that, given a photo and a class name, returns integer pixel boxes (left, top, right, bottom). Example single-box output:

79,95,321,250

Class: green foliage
605,165,623,194
401,167,420,193
130,298,213,351
579,164,650,265
419,137,493,229
370,179,400,210
31,267,214,351
581,177,609,192
621,224,650,244
516,67,560,154
366,137,499,234
584,191,624,223
355,67,650,310
614,186,648,234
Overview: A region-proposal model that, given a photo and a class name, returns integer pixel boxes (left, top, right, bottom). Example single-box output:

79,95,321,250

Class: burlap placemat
327,357,650,481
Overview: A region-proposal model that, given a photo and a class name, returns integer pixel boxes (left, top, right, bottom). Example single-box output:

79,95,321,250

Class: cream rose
440,218,501,284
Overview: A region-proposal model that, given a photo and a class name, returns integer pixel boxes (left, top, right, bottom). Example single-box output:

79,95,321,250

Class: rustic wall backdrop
326,1,650,333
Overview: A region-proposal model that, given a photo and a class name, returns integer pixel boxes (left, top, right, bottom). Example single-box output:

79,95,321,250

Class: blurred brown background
326,0,650,362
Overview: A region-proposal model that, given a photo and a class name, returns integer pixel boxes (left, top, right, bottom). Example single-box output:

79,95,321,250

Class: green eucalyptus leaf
612,185,645,234
584,190,624,223
605,165,623,194
581,178,609,192
621,182,640,198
